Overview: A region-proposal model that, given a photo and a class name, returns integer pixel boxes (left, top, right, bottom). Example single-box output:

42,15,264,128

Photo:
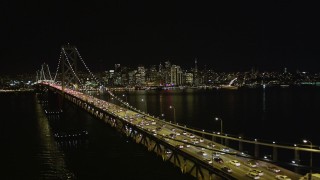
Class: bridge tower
36,62,53,83
60,43,81,91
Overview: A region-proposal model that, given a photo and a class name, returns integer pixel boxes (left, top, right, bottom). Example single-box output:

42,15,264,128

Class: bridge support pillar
273,146,278,161
254,143,259,158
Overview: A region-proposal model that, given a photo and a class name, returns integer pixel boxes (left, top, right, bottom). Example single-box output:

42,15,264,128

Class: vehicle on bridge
246,171,260,179
249,169,264,176
266,165,281,173
229,160,241,166
221,166,232,173
246,160,258,167
203,158,212,164
276,174,291,180
213,157,224,164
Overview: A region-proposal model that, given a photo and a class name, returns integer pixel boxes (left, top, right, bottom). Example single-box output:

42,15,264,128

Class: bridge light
273,141,275,144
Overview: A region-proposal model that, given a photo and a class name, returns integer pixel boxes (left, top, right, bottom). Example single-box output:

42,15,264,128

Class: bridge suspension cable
75,47,100,85
61,47,83,85
53,51,62,82
51,44,148,116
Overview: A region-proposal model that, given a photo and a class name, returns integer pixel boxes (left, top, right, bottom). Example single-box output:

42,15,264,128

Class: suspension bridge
34,44,319,180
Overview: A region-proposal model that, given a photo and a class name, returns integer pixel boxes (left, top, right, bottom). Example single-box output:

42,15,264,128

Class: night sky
2,1,320,75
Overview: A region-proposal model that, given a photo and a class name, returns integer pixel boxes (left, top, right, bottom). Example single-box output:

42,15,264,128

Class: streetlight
141,98,147,113
303,139,313,179
169,105,176,123
215,117,223,144
215,117,223,134
122,94,127,102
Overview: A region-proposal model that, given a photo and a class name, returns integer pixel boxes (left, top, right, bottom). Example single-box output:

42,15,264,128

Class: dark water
1,92,194,180
109,87,319,145
1,86,319,179
1,92,72,179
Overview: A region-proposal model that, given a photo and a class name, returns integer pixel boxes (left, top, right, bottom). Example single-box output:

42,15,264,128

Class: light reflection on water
35,95,75,179
1,93,74,179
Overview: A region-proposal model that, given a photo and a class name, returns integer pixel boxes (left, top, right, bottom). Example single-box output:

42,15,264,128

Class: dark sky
1,1,320,75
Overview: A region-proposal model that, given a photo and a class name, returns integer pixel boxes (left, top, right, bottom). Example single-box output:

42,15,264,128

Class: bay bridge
35,44,319,180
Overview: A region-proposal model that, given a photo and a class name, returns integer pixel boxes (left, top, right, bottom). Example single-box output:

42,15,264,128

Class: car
183,143,190,148
247,160,258,167
275,175,291,180
246,172,260,179
222,148,230,152
169,133,176,139
162,137,169,142
165,149,172,154
229,160,241,166
249,169,263,176
207,142,215,148
213,157,224,163
175,144,184,149
212,152,221,157
221,166,232,173
198,151,208,156
196,147,205,150
203,158,212,164
191,139,199,144
267,166,281,173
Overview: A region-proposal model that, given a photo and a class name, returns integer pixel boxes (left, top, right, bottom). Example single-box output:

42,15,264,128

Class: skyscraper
193,58,199,86
170,65,182,85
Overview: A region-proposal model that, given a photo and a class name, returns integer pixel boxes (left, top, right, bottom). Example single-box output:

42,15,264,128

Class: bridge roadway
42,82,303,180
